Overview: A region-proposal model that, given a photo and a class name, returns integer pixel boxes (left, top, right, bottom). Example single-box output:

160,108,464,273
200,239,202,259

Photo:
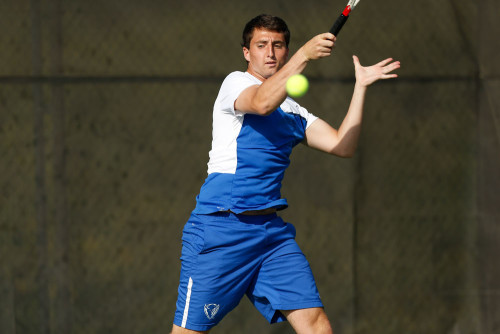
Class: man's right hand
299,33,336,61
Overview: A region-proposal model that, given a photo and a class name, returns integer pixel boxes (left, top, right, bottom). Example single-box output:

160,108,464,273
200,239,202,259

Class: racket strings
348,0,360,10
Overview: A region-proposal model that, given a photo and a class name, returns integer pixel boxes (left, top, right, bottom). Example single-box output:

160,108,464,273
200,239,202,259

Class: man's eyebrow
253,40,285,44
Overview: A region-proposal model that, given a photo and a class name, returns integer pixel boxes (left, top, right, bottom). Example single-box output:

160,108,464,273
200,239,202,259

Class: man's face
243,28,289,81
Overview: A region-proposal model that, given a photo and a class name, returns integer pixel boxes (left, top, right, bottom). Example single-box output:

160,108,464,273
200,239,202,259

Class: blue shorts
173,211,323,331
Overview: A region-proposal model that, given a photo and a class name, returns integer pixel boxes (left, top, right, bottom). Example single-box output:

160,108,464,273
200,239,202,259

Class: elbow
260,109,276,116
251,94,278,116
340,151,356,158
334,152,355,159
330,147,356,158
252,103,275,116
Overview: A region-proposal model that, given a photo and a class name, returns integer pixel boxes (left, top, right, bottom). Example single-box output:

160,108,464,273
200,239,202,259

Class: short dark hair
241,14,290,49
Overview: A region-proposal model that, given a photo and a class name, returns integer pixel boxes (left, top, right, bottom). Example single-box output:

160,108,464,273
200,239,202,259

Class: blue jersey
194,71,318,214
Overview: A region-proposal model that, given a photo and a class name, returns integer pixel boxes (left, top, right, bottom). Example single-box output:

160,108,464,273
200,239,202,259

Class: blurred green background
1,0,499,333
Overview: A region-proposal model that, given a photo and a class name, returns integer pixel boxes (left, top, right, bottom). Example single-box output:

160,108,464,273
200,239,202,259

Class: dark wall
0,0,499,333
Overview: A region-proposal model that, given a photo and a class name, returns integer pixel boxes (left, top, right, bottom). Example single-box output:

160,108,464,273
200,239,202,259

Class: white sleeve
217,72,260,115
303,106,319,129
282,96,319,129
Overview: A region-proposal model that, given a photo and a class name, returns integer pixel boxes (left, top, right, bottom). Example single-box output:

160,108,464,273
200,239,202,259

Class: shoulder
221,71,260,87
216,71,260,105
215,72,259,115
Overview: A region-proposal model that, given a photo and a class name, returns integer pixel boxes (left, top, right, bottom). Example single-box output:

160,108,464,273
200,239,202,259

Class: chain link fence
1,0,499,333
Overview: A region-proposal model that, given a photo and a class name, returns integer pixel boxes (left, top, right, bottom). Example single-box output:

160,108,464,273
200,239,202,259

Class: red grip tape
342,5,352,16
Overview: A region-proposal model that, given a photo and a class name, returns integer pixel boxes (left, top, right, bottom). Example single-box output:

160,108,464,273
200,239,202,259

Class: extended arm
304,56,400,157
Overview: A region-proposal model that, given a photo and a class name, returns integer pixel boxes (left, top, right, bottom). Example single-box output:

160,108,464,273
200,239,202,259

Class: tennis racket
329,0,361,36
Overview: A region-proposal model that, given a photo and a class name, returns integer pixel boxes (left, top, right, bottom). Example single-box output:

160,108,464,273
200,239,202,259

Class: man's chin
247,67,280,80
264,69,279,78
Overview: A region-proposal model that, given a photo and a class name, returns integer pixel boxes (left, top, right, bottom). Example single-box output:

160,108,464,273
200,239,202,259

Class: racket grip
329,14,349,36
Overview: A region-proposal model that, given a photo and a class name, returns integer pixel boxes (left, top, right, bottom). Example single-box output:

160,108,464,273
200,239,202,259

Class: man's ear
243,47,250,62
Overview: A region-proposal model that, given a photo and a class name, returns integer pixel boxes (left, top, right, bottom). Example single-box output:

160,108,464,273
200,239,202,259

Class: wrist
297,47,311,63
354,81,368,90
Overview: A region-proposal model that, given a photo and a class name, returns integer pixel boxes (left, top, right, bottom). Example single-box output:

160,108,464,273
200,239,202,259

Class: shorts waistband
206,211,278,224
229,208,277,216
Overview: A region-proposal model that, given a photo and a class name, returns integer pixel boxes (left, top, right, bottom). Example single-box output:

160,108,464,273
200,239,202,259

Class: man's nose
267,45,275,57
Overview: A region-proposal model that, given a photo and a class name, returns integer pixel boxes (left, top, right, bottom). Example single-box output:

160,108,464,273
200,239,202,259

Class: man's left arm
304,55,400,158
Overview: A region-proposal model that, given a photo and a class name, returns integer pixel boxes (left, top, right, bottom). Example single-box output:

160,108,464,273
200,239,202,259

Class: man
171,14,400,334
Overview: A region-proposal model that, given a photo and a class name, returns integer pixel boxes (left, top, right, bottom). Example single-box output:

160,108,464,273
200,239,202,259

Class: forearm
334,83,367,156
251,50,309,115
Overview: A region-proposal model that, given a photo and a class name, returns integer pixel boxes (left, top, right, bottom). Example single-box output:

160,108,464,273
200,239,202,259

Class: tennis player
171,14,400,334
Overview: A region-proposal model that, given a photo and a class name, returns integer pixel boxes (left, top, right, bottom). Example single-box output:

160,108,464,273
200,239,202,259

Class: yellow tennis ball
286,74,309,98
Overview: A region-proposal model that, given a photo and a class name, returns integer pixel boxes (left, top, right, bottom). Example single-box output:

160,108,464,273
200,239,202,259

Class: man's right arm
235,33,337,116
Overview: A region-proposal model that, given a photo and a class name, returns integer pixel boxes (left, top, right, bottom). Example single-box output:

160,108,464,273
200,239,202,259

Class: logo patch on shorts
204,303,220,320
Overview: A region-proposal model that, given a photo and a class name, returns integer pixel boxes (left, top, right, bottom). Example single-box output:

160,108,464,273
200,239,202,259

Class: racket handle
329,14,349,36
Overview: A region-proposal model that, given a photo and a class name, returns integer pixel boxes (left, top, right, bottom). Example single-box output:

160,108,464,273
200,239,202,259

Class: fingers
381,60,401,75
376,58,394,67
303,33,336,60
353,56,401,86
324,32,336,42
352,55,361,68
316,33,336,52
353,56,400,71
383,74,398,79
379,60,400,80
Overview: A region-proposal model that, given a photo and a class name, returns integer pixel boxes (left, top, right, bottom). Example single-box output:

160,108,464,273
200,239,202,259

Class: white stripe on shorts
181,277,193,328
